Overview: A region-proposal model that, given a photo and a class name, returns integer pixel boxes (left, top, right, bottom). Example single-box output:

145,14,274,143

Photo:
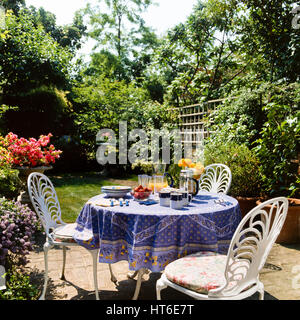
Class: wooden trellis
178,98,226,149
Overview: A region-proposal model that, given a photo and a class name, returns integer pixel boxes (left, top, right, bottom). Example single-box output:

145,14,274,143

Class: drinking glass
148,176,155,194
138,175,149,188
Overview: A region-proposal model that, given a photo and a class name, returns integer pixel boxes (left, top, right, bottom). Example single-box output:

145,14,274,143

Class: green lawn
49,172,138,223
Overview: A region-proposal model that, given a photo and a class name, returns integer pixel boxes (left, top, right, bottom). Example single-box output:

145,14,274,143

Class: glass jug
151,162,174,190
179,169,199,197
152,163,167,176
154,175,169,193
148,174,174,195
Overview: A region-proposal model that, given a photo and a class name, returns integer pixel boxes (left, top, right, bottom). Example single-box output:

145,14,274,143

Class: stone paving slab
26,240,300,300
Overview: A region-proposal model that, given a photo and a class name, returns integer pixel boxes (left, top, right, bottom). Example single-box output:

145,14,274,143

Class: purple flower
0,198,41,266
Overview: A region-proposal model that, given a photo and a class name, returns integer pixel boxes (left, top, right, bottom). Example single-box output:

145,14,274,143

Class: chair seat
53,223,77,243
165,251,248,295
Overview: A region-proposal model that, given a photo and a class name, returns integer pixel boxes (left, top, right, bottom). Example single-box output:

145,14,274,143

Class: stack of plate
101,186,132,198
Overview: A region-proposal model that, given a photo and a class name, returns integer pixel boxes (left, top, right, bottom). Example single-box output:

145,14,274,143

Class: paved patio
26,235,300,300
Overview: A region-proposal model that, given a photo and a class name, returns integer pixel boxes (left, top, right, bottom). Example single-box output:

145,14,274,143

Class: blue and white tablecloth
73,192,241,272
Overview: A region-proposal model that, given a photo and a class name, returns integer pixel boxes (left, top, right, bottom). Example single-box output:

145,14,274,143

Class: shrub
3,86,73,139
0,198,40,267
72,75,178,169
131,160,153,175
209,82,300,148
204,141,263,198
253,83,300,197
0,258,39,300
0,166,22,199
0,132,62,167
208,83,269,147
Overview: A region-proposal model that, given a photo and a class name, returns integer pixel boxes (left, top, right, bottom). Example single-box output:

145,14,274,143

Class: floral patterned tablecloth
73,192,241,272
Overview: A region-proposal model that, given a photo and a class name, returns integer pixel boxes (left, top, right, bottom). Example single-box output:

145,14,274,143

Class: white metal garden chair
198,163,232,194
27,172,117,300
156,197,288,300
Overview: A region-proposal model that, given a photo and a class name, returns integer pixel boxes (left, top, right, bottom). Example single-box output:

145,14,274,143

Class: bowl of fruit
131,185,152,201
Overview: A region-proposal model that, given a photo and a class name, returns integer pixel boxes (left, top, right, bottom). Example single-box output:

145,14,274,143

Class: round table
73,191,241,272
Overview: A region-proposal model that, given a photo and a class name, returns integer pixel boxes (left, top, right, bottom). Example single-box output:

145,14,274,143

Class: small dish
101,186,132,198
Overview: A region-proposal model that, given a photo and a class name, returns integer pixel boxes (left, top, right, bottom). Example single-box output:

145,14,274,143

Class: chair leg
127,270,139,279
39,242,51,300
90,249,100,300
156,277,168,300
60,246,66,280
258,282,264,300
109,264,117,283
132,268,148,300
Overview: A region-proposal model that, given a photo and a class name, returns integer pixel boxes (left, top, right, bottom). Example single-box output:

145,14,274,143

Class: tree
0,9,72,94
0,9,74,138
28,6,87,53
237,0,300,83
71,73,178,163
1,0,25,14
83,0,158,81
150,0,250,106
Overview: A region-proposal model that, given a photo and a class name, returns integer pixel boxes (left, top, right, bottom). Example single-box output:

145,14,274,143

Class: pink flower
1,132,62,168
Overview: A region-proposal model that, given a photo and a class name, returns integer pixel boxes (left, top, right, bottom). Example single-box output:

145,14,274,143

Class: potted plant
203,141,263,217
0,132,62,205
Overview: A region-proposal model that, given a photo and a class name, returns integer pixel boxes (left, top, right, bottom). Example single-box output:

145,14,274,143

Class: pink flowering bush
0,133,62,167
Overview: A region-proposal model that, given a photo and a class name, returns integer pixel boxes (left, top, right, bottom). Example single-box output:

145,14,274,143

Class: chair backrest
27,172,64,236
209,197,289,298
198,164,232,194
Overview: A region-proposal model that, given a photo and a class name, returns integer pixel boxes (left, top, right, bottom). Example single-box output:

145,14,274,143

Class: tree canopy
0,0,299,181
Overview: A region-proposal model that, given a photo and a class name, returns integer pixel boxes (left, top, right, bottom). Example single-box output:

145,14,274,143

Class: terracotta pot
256,198,300,244
236,196,262,218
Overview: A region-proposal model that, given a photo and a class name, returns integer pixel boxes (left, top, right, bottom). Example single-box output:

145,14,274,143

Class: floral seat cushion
52,223,77,243
164,251,246,295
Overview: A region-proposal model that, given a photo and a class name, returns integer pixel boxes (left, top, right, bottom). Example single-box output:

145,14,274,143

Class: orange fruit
184,158,193,167
178,159,185,167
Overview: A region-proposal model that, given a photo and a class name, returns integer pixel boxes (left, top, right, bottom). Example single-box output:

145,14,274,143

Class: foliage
149,0,249,105
0,104,17,135
0,258,39,300
3,86,73,139
0,197,40,266
0,7,80,147
0,9,72,93
72,75,178,162
253,83,300,197
236,0,300,83
1,0,24,14
131,160,153,174
204,141,263,197
28,6,87,53
0,165,21,199
0,132,62,167
149,0,300,106
208,80,270,147
82,0,159,82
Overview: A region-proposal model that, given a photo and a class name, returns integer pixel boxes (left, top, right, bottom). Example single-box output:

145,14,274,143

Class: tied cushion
164,251,228,294
53,223,77,243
